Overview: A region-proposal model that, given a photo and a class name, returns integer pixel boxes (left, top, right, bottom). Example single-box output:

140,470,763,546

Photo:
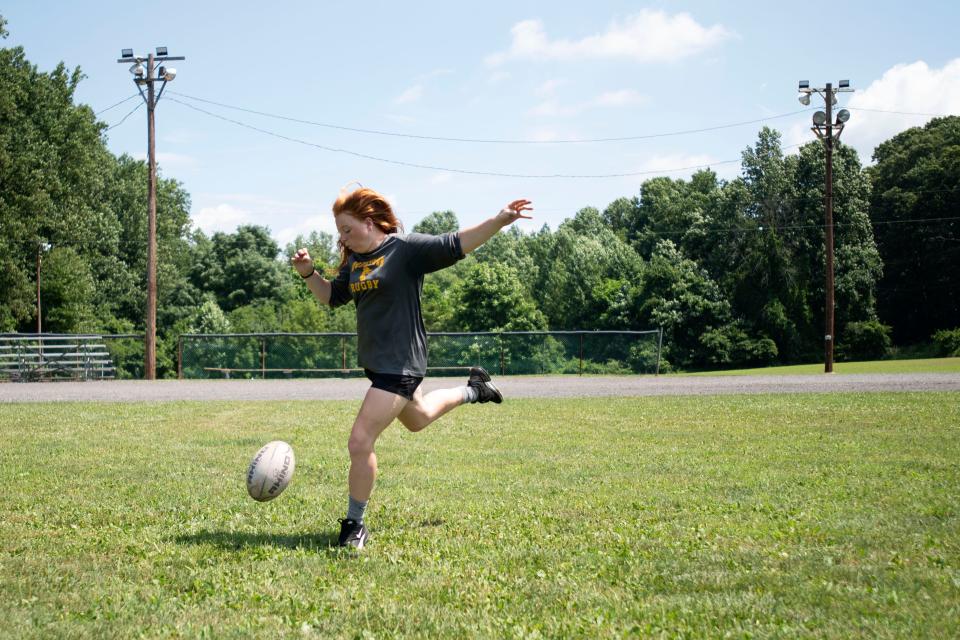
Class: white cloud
592,89,647,108
192,194,329,239
429,172,453,185
486,11,732,66
528,99,579,118
394,84,423,105
535,78,566,97
192,203,253,235
276,215,338,249
843,59,960,162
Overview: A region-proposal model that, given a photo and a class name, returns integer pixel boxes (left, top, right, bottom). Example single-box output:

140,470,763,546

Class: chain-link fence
178,330,663,379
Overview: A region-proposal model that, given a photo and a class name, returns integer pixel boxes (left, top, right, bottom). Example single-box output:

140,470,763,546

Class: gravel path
1,373,959,403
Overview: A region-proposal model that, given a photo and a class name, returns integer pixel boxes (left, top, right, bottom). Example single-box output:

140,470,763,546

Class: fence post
656,327,663,376
342,337,347,373
579,333,584,376
177,335,183,380
260,337,266,379
499,335,505,375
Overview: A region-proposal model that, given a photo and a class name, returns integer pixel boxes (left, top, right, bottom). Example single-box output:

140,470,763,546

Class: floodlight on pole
116,47,186,380
798,93,811,106
836,108,850,124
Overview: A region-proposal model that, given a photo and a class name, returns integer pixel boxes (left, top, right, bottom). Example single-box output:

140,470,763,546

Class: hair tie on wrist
300,267,316,279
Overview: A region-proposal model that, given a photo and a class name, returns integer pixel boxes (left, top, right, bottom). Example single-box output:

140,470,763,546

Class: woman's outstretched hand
291,248,315,277
496,199,534,226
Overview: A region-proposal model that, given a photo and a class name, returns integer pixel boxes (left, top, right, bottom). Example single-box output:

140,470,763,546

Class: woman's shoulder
395,231,453,245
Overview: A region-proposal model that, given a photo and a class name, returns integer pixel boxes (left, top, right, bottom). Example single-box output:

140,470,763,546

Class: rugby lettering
267,455,292,495
247,448,267,485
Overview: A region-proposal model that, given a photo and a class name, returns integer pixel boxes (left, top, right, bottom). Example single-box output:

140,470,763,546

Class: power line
105,102,144,131
95,94,140,116
168,90,811,144
849,107,958,117
168,96,766,179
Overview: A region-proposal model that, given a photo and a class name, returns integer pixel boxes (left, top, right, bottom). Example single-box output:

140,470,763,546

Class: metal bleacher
0,334,117,382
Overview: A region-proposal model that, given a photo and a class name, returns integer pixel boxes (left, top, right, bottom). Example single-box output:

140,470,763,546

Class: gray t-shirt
328,232,464,376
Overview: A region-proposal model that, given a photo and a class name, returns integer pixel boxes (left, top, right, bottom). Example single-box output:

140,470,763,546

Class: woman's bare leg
397,384,465,432
347,387,409,502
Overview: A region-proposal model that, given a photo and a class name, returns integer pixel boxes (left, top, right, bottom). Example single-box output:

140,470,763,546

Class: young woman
291,186,533,548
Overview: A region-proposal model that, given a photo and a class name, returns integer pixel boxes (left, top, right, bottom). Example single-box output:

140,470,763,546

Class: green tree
869,116,960,343
453,262,546,331
107,155,199,335
0,28,197,349
284,230,338,274
190,225,293,312
538,209,644,329
621,171,718,260
471,225,540,296
0,39,113,331
639,240,769,368
793,140,882,347
413,210,459,234
40,247,97,332
695,129,881,363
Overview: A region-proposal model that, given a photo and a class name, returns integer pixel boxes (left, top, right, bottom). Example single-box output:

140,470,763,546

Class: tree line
2,19,958,375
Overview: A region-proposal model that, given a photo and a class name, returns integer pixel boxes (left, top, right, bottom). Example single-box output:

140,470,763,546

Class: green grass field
2,394,959,638
681,356,960,376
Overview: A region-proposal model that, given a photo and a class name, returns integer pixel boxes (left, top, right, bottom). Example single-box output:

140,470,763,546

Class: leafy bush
932,327,960,357
837,320,892,361
699,325,778,368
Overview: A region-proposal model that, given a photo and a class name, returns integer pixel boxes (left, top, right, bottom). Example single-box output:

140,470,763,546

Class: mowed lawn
682,356,960,376
1,394,958,638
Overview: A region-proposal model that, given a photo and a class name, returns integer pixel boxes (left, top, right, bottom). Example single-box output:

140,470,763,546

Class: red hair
332,185,403,268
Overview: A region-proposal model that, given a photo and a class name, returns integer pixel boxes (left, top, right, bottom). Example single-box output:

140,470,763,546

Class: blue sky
4,1,958,247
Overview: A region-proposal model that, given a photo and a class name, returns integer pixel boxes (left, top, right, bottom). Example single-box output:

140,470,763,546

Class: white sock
461,385,478,404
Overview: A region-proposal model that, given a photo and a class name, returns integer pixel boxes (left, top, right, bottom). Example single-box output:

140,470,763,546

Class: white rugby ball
246,440,296,502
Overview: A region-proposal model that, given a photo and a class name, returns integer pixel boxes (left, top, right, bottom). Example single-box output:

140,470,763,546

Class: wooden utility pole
799,79,853,373
145,53,158,379
824,82,835,373
36,243,42,335
117,48,184,379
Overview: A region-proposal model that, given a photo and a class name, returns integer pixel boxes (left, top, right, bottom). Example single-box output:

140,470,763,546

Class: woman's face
335,213,381,253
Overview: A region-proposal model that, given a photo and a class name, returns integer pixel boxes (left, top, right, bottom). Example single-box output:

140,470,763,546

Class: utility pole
36,241,50,360
798,80,853,373
36,243,42,335
117,47,184,379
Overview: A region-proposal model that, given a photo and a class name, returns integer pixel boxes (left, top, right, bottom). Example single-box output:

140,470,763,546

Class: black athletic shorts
364,369,424,401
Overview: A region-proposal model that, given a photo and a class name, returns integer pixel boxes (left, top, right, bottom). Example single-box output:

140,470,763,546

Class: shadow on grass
175,530,340,551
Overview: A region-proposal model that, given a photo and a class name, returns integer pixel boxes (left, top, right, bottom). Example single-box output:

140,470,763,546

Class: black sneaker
467,366,503,404
337,518,369,549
